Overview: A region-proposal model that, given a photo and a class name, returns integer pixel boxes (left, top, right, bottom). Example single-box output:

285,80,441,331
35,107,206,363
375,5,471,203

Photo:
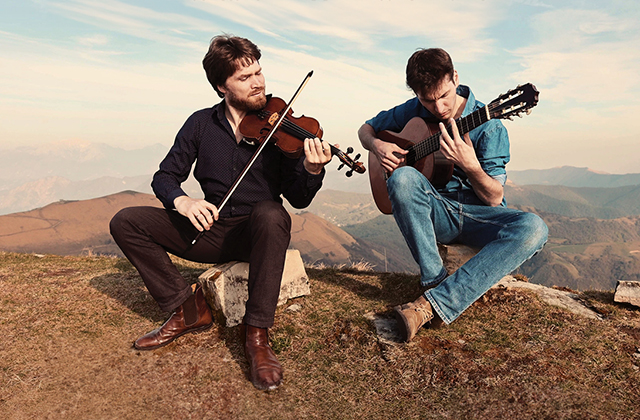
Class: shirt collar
457,84,477,118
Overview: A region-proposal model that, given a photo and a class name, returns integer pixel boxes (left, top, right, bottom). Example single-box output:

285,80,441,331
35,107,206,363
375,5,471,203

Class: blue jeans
387,166,548,324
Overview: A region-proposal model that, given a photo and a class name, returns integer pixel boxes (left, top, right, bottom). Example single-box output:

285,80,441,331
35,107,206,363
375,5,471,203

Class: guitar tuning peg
507,116,513,121
517,113,523,118
354,153,361,160
346,170,353,177
526,109,532,115
347,147,353,154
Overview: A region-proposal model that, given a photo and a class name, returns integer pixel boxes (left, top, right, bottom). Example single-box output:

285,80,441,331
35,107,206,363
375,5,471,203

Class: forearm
464,165,504,206
358,124,378,151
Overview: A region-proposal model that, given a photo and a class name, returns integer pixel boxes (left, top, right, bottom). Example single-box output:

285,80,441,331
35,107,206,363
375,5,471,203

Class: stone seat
197,249,310,327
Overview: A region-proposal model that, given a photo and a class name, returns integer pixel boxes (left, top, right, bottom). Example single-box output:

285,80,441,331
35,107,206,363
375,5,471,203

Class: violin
239,96,366,177
191,72,363,246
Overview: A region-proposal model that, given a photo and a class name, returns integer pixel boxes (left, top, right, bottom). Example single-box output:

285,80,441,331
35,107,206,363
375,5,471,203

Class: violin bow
191,70,314,245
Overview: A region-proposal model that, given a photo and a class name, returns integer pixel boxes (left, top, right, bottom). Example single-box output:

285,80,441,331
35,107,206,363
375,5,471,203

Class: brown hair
405,48,454,96
202,35,261,98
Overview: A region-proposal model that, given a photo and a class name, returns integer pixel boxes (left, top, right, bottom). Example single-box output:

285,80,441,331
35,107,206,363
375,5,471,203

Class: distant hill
0,191,402,272
0,191,162,256
0,140,369,216
0,140,168,189
505,184,640,219
517,211,640,290
342,214,419,273
508,166,640,187
289,189,379,226
0,174,203,216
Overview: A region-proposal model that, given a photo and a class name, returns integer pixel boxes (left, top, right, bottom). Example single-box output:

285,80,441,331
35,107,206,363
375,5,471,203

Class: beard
225,88,267,112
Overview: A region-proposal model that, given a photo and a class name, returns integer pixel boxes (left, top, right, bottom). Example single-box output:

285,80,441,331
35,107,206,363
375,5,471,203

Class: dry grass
1,252,639,419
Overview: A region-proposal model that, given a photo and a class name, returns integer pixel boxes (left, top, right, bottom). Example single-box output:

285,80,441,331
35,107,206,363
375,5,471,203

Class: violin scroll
333,145,365,177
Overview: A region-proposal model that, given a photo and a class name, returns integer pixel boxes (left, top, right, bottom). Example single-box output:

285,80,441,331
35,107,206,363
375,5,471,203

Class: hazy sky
1,0,639,173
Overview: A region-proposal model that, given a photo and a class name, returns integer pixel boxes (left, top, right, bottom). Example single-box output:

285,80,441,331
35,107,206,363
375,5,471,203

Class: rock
614,281,640,308
363,311,402,361
439,244,603,319
198,249,310,327
438,243,480,275
495,276,603,320
286,304,302,313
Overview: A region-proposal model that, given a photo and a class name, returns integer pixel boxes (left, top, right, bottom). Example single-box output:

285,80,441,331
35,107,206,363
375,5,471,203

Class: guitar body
369,117,454,214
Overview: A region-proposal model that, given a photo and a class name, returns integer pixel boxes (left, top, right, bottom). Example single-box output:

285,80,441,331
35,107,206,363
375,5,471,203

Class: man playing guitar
358,48,548,341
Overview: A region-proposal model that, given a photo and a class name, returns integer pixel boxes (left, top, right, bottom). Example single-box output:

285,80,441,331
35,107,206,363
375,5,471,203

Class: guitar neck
407,106,491,165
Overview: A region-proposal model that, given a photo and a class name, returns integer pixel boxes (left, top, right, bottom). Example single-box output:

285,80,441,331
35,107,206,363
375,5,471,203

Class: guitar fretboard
406,106,491,166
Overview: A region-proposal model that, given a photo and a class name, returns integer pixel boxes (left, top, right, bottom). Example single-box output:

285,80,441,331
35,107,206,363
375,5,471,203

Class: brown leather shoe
134,284,213,350
243,325,283,391
394,295,434,342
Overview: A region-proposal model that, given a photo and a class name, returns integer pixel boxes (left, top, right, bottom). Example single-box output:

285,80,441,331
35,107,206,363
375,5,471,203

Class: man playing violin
110,35,332,391
358,48,548,341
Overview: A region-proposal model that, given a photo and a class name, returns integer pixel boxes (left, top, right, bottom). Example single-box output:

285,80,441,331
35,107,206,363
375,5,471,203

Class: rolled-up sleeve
474,120,510,183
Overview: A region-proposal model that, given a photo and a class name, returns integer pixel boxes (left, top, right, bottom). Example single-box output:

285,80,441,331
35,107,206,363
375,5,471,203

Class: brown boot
243,325,283,391
134,284,213,350
394,295,434,342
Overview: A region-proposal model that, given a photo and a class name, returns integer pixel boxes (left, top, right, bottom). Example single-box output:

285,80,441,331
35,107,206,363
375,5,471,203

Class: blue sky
1,0,639,173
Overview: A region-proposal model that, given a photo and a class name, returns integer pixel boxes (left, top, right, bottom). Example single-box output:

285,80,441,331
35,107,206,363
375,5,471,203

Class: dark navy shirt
365,85,510,206
152,98,325,218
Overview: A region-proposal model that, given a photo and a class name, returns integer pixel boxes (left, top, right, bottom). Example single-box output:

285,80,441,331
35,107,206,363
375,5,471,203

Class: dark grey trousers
109,200,291,328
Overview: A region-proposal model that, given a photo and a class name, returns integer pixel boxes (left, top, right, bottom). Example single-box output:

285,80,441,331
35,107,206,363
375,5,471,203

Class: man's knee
250,201,291,233
109,207,136,239
517,212,548,253
387,167,433,201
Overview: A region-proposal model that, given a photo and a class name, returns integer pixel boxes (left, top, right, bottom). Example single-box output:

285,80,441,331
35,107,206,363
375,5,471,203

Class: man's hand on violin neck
174,195,219,232
303,137,332,175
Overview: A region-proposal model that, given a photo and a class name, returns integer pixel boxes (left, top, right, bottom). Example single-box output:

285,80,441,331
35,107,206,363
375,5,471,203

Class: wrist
173,194,190,210
303,159,323,175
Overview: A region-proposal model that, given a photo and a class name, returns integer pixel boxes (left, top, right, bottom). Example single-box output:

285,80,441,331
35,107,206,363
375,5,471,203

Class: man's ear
453,70,459,87
217,84,227,96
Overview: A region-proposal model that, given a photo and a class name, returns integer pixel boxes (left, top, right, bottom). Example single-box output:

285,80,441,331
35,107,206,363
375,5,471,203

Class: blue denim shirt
366,85,510,206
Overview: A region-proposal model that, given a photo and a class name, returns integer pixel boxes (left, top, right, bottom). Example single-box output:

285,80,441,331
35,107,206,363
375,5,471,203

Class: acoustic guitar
368,83,539,214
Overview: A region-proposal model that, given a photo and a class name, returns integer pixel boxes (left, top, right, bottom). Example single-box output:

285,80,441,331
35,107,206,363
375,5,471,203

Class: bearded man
110,35,332,391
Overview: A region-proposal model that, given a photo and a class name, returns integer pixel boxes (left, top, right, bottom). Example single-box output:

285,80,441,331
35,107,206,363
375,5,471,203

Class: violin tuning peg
338,163,345,171
346,170,353,177
347,147,354,154
354,153,361,161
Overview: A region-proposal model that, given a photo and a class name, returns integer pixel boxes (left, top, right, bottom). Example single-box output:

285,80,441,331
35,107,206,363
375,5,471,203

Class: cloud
510,8,640,104
44,0,211,51
191,0,504,59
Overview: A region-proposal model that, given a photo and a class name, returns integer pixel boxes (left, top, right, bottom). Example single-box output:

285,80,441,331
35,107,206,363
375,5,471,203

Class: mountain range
507,166,640,188
1,140,639,291
0,140,369,216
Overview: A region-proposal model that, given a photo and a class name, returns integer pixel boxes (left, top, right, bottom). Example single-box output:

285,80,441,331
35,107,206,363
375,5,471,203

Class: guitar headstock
488,83,539,121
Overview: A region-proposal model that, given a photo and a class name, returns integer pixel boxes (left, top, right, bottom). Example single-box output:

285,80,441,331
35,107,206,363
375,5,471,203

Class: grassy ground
1,251,639,419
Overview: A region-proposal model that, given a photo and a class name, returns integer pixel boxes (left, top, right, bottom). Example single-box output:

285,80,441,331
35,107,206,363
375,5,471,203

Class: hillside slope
0,191,400,272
